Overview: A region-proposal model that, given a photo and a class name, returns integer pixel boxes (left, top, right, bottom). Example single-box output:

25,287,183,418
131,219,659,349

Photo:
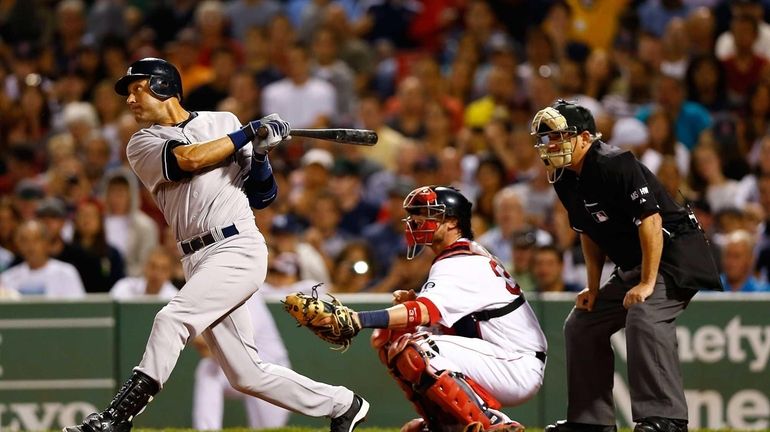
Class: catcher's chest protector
385,333,501,430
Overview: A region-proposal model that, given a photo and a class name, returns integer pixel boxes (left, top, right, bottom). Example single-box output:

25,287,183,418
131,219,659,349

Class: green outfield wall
0,293,769,431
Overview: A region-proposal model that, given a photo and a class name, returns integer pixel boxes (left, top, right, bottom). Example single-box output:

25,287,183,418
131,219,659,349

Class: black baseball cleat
62,412,132,432
62,371,158,432
331,394,370,432
545,420,617,432
634,417,687,432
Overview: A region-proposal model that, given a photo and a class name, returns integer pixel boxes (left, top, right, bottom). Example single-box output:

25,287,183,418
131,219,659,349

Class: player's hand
254,113,291,154
575,287,598,311
393,289,416,305
623,282,655,309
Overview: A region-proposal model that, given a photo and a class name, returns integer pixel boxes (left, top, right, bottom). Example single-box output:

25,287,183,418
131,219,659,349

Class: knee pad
388,335,434,384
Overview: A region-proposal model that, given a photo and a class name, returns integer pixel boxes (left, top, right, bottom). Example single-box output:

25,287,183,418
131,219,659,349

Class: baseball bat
258,128,378,146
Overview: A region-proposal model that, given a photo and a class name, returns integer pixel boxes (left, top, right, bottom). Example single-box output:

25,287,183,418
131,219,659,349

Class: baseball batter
63,57,368,432
352,186,547,432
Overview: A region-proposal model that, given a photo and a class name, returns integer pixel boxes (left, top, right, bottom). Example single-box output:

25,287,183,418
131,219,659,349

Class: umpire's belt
179,223,239,255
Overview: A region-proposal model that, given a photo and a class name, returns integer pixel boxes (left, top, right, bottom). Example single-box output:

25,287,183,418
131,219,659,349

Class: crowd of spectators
2,0,770,298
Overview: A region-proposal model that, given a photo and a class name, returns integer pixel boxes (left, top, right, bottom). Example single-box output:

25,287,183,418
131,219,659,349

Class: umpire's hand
575,287,598,311
623,282,655,309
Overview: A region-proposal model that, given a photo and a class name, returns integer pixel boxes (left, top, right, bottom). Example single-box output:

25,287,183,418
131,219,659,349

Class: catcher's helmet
115,58,183,101
402,185,473,259
530,99,601,182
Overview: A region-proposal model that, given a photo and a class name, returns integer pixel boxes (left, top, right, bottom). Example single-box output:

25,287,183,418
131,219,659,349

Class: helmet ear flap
149,76,171,100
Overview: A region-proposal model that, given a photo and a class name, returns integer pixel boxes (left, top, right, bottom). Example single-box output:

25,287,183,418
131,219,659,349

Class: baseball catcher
285,186,548,432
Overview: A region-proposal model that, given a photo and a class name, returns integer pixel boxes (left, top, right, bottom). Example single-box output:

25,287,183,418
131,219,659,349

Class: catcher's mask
402,186,472,259
530,99,601,183
403,186,444,260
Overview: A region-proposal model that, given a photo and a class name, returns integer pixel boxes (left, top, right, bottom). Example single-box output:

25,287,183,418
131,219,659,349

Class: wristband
358,310,390,328
227,123,257,151
403,301,423,328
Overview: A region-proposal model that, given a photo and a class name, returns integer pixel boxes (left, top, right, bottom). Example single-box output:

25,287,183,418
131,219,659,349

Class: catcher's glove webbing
282,284,360,351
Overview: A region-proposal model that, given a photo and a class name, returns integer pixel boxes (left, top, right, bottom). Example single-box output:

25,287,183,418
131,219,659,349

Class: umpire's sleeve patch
163,140,193,181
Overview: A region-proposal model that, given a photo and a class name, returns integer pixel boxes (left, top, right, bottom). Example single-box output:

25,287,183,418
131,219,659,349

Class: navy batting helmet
115,58,183,101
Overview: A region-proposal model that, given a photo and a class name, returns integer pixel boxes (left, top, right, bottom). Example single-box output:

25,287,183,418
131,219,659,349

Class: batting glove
254,113,291,155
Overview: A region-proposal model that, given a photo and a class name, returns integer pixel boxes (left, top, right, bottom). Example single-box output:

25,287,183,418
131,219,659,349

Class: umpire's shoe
545,420,617,432
63,371,159,432
634,417,687,432
331,394,370,432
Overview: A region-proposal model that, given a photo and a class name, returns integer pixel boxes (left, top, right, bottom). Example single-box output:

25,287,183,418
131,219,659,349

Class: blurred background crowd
2,0,770,299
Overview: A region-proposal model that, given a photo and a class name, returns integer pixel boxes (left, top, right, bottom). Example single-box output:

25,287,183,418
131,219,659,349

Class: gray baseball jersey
126,111,254,241
125,110,356,419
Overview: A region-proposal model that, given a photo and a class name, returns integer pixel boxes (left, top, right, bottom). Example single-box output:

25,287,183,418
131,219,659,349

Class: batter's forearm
173,137,236,172
638,213,663,287
581,233,605,290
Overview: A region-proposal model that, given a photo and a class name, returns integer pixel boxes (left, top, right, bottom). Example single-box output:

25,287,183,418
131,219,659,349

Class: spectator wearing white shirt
715,0,770,61
261,44,336,128
103,169,159,277
0,220,85,298
110,248,179,300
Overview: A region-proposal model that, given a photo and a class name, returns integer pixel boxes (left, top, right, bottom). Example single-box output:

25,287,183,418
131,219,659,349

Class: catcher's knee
386,333,434,383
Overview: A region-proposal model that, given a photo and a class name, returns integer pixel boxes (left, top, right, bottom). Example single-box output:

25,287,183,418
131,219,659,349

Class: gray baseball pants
564,266,696,425
135,226,354,418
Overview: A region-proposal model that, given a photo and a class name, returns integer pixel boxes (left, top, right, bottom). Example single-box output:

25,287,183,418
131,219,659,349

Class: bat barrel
291,128,378,146
257,127,378,146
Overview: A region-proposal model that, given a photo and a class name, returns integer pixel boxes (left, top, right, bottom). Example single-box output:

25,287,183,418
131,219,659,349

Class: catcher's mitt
282,284,360,351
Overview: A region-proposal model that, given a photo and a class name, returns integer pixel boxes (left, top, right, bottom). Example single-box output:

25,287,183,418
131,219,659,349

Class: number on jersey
489,260,521,295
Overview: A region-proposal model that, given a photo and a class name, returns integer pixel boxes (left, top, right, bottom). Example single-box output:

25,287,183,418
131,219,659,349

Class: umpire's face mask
531,106,579,183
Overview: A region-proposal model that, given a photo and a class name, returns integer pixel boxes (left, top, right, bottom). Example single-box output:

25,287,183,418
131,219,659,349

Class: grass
129,428,758,432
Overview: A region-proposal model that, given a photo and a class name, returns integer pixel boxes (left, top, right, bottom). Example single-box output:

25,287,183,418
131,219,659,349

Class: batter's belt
177,223,239,255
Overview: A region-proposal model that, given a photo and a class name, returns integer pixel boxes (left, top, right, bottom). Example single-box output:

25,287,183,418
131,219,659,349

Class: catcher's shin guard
424,371,494,428
385,333,503,430
63,371,159,432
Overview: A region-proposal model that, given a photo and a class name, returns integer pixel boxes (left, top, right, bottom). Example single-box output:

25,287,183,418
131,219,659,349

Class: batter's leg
244,395,291,428
202,302,356,418
136,234,268,385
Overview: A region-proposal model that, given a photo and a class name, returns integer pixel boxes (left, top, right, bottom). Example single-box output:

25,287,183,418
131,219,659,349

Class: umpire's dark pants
564,266,696,425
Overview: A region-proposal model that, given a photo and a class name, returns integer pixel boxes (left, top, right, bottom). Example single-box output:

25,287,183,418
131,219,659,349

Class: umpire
530,100,722,432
